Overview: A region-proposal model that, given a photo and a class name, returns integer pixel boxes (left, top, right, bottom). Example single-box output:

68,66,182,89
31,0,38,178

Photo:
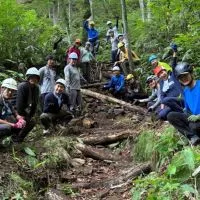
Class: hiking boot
190,135,200,146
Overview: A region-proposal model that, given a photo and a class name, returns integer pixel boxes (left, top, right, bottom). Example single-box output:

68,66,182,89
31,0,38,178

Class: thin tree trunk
89,0,94,20
120,0,134,72
139,0,145,22
68,0,72,34
147,0,151,22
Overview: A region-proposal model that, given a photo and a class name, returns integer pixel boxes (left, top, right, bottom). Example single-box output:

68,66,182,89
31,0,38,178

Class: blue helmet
148,54,157,63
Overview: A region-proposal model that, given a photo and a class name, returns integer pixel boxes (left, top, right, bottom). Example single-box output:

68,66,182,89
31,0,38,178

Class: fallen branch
81,130,138,145
72,162,151,189
76,143,119,161
81,89,146,114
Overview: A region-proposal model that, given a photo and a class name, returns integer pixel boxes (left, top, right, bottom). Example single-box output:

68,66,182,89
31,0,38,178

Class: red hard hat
153,66,165,76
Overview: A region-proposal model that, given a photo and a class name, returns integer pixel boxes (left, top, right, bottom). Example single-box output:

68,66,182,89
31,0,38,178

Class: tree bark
147,0,151,22
82,82,107,88
81,130,138,145
72,162,151,189
81,89,146,114
76,143,119,161
120,0,134,72
89,0,94,20
139,0,145,22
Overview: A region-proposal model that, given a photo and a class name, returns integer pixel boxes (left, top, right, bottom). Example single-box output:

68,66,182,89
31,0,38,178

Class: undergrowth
132,124,200,200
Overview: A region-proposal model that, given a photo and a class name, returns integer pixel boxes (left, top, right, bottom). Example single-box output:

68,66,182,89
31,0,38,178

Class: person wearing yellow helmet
83,18,99,56
124,74,147,102
114,42,140,75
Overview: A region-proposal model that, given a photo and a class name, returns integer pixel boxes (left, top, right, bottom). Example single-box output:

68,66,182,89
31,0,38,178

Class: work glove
18,118,26,128
170,43,178,52
188,115,200,122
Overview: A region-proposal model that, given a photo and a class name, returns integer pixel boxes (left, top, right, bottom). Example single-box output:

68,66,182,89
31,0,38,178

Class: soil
0,92,153,200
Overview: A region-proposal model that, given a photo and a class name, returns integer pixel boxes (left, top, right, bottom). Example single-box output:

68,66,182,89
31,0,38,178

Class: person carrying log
102,66,125,99
40,79,73,135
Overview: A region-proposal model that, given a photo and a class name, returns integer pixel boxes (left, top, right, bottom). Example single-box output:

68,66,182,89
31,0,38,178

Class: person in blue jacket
103,66,125,99
83,19,99,56
167,62,200,145
40,79,73,135
153,45,184,120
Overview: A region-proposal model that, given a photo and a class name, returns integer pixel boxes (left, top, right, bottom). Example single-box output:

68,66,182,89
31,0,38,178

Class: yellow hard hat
118,42,124,48
89,21,95,25
126,74,134,80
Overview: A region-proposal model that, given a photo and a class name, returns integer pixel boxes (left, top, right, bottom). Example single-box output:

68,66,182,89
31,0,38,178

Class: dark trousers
40,110,73,129
125,92,148,102
81,62,91,83
90,40,100,56
167,112,200,139
40,93,49,112
111,49,118,63
158,97,184,120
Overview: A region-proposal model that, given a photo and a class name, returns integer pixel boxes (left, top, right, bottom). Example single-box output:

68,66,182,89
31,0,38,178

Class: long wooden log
81,130,138,145
81,89,146,114
82,82,107,88
76,143,119,161
72,162,151,189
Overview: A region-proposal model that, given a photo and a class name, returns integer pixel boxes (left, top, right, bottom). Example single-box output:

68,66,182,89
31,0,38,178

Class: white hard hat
56,79,66,88
69,52,78,59
112,66,120,71
1,78,17,90
107,21,112,25
26,67,40,78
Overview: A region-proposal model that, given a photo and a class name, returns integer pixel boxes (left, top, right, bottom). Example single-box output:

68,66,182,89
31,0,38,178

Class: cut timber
81,89,146,114
82,130,138,145
76,143,119,161
72,162,151,189
82,82,107,88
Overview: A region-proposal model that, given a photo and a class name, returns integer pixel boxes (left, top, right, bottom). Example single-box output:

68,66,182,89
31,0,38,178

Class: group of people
103,44,200,145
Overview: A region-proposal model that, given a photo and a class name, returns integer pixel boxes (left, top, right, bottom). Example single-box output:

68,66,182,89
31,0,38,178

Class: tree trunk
89,0,94,20
139,0,145,22
81,89,146,114
147,0,151,22
81,130,138,145
120,0,134,72
68,0,72,35
76,143,119,161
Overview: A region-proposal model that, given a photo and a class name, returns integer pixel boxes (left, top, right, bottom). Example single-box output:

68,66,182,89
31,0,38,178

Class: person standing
39,55,58,109
64,52,84,115
108,30,119,63
40,79,73,134
106,17,119,41
83,20,99,56
15,67,40,142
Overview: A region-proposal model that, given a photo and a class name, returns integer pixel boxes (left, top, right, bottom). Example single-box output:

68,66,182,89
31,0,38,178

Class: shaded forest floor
0,90,159,200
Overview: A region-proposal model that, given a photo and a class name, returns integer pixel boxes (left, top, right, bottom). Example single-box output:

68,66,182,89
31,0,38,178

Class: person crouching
40,79,73,134
103,66,125,99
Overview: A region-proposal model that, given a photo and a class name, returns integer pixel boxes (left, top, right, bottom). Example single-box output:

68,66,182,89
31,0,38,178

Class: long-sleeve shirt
16,81,39,118
43,92,70,114
80,47,95,63
39,66,57,94
119,48,140,63
66,46,81,62
83,21,99,42
64,64,81,90
104,74,125,92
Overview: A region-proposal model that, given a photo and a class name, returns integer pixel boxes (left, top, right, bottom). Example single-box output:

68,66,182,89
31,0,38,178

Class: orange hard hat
153,66,165,76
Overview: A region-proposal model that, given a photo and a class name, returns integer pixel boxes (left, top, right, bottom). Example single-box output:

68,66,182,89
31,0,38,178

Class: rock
45,188,69,200
82,118,98,128
83,166,93,175
71,158,86,167
113,108,125,116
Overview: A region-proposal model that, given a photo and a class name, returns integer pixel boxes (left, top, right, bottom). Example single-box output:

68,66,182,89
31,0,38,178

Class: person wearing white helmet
106,17,119,42
39,55,58,109
40,79,73,134
14,67,40,142
64,52,86,115
103,66,125,99
0,78,26,141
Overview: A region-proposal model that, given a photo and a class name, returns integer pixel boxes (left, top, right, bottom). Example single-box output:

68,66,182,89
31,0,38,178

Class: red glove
18,118,26,128
12,122,22,129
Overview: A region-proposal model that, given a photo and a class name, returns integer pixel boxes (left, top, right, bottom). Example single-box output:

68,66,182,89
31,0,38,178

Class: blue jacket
105,74,125,92
43,92,70,114
83,21,98,43
159,72,183,102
